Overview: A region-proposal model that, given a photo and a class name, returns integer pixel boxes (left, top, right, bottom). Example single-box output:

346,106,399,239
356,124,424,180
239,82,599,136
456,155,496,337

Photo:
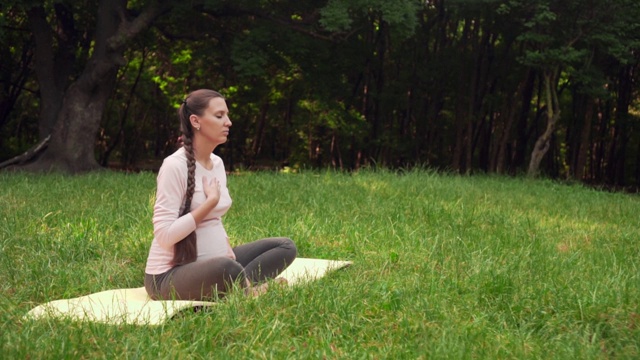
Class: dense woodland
1,0,640,189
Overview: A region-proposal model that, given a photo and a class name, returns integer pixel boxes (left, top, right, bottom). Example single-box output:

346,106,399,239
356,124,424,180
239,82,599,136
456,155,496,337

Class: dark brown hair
171,89,224,266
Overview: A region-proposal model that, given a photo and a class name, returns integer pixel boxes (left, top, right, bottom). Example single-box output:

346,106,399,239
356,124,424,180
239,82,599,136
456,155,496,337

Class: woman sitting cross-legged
144,89,297,300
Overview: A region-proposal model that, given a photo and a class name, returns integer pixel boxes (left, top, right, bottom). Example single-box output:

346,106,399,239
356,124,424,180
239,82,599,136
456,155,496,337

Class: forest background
1,0,640,189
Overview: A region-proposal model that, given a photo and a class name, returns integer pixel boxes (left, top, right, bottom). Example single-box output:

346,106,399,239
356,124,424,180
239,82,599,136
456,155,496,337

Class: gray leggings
145,237,297,300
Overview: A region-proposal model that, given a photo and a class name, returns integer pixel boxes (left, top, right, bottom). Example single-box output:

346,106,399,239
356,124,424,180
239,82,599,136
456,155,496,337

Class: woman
144,89,297,300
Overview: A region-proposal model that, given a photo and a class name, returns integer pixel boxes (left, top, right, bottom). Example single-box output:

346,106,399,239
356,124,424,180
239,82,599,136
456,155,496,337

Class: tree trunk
494,71,534,174
609,64,634,186
574,98,593,181
371,17,386,164
528,70,560,177
251,101,270,164
494,100,517,174
452,18,472,173
29,77,116,172
16,0,165,173
27,5,77,139
513,70,536,170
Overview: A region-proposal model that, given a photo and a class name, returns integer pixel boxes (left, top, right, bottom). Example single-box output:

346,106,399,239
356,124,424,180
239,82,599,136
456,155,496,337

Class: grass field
1,169,639,359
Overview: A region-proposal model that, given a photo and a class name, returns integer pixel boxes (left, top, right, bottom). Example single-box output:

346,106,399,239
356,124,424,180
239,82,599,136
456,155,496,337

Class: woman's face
192,97,232,146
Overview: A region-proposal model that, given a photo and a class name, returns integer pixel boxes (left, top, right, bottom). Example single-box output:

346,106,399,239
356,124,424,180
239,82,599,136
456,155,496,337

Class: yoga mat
24,257,351,326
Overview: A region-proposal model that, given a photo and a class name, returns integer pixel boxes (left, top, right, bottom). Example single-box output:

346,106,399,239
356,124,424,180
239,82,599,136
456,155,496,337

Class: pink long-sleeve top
145,147,234,275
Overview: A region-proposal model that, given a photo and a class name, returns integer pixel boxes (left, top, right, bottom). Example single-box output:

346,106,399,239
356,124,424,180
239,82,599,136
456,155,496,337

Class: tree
499,0,640,177
2,0,167,172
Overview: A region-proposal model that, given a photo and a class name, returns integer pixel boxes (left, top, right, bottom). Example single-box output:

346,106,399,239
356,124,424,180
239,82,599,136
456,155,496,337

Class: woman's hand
202,176,221,205
188,176,221,226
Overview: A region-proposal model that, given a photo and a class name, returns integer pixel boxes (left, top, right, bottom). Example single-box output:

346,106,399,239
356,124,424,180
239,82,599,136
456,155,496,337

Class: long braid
182,135,197,214
171,102,198,266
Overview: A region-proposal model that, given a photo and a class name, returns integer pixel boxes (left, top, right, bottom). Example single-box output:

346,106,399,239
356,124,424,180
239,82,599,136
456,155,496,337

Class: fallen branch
0,135,51,169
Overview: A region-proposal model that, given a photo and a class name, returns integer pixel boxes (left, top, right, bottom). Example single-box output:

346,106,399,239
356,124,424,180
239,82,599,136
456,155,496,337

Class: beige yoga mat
24,258,351,326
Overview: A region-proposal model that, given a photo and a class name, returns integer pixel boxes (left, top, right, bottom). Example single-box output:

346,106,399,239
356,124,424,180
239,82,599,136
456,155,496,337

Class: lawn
1,169,639,359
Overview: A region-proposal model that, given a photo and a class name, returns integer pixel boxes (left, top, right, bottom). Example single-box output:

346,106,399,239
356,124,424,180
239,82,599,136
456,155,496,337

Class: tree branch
108,1,172,51
0,135,51,170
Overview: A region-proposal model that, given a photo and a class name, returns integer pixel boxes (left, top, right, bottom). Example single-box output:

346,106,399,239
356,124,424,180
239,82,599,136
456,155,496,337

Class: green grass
1,169,639,359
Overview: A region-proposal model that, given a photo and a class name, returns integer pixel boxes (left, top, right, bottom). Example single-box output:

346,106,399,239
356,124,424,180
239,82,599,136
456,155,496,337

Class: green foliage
501,0,640,74
231,31,272,79
319,0,352,32
320,0,422,37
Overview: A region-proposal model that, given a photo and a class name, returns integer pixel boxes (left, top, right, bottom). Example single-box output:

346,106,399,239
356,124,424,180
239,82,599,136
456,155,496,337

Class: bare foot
245,278,288,297
246,282,269,297
274,277,288,286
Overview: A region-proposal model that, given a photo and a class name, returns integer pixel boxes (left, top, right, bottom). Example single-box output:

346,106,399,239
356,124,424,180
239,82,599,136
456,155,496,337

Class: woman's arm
152,157,195,250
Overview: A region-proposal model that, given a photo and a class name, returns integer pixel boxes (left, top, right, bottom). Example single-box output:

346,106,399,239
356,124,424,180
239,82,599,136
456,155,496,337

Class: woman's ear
189,114,200,130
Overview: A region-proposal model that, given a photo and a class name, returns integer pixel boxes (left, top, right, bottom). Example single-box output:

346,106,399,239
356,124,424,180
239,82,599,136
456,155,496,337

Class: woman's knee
279,237,298,262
